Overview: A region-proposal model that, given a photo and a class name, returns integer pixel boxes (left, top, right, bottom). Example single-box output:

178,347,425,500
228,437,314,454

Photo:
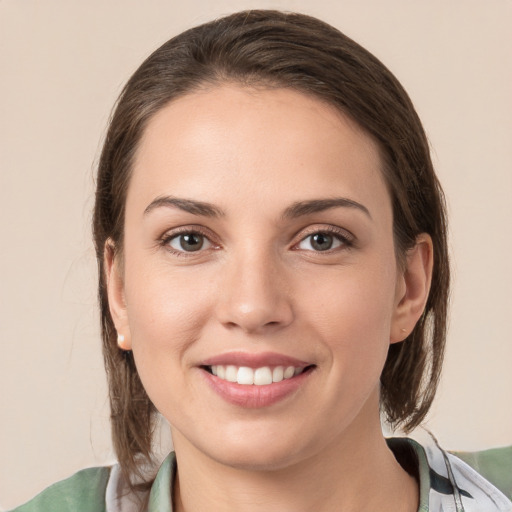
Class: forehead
129,85,390,220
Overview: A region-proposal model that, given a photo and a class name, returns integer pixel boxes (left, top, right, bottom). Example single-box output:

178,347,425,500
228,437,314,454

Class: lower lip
201,368,313,408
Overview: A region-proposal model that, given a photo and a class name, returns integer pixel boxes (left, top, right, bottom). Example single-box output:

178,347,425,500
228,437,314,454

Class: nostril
215,285,294,333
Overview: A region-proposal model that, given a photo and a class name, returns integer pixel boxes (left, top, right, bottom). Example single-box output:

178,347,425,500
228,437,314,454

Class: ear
104,239,132,350
390,233,433,343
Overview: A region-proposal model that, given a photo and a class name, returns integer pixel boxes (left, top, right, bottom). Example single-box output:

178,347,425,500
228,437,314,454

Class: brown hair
93,9,449,485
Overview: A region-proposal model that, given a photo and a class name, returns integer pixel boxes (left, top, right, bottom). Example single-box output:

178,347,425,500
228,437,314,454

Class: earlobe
390,234,433,343
104,239,132,350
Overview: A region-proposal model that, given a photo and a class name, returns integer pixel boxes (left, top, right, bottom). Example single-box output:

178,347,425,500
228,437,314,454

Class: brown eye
169,233,211,252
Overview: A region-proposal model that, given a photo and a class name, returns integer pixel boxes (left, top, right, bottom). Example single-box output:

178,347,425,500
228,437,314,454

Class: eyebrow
144,196,225,217
143,195,371,220
282,198,371,220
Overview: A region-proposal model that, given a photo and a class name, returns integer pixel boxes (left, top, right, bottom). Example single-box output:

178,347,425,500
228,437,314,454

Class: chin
194,426,314,472
211,445,303,472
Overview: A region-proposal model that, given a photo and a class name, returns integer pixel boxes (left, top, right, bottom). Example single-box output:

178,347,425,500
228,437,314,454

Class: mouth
201,364,315,385
198,352,316,407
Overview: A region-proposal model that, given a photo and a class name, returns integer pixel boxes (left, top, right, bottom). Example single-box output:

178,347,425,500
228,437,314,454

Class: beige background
1,0,511,509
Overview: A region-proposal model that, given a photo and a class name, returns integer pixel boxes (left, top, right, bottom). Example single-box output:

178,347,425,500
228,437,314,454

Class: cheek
122,259,214,391
301,261,397,371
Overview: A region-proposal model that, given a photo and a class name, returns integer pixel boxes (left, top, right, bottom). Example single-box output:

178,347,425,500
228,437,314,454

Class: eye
296,231,347,252
168,232,213,252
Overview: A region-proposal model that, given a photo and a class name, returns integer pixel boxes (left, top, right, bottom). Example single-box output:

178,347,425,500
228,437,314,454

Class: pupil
312,233,333,251
181,233,203,251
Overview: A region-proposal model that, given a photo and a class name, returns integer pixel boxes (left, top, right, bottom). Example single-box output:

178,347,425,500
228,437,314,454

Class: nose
215,247,294,335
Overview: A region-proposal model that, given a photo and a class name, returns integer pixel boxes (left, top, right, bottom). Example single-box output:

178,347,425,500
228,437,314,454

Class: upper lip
200,351,312,368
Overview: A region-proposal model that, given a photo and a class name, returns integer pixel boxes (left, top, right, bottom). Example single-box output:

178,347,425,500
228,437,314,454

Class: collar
147,452,176,512
143,438,510,512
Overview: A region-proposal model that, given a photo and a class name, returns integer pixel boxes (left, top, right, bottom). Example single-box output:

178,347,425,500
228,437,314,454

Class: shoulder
452,445,512,502
397,435,512,512
9,466,112,512
7,454,177,512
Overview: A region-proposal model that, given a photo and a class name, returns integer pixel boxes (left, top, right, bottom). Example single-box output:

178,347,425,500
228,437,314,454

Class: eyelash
293,226,354,253
159,226,218,257
159,225,354,256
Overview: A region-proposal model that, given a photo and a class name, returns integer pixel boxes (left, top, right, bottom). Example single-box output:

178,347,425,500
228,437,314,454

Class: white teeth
225,365,238,383
272,366,284,383
209,364,306,385
254,367,273,385
284,366,295,379
237,367,254,385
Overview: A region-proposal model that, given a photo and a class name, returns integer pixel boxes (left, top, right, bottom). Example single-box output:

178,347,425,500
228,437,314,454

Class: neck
171,393,418,512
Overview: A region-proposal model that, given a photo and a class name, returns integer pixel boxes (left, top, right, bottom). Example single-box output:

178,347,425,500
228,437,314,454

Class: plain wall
1,0,511,508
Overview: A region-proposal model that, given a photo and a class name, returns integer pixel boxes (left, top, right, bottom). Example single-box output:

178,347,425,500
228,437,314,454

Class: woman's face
108,85,416,469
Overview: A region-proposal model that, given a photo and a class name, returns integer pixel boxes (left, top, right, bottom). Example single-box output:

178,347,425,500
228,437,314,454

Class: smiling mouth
202,364,315,385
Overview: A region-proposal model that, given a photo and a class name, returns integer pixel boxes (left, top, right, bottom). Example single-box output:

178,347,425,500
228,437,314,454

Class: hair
93,9,449,486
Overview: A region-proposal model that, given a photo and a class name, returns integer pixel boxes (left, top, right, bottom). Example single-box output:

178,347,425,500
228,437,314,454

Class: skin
106,85,433,511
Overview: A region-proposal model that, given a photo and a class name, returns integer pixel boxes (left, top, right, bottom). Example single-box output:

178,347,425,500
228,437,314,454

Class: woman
11,9,511,512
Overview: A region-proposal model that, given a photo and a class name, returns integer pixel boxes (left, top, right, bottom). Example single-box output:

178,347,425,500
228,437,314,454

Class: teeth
209,365,305,385
284,366,295,379
254,367,272,385
225,365,237,383
272,366,284,383
237,367,254,385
